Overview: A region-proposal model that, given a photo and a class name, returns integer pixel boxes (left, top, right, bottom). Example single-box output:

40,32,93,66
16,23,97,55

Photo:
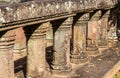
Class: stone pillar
108,9,118,48
46,26,53,65
117,8,120,41
52,17,72,76
14,27,27,61
26,22,50,78
0,30,15,78
70,13,89,64
86,10,101,55
98,10,110,48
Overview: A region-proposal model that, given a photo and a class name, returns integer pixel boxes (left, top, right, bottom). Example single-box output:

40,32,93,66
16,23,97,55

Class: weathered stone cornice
0,0,118,31
0,13,75,32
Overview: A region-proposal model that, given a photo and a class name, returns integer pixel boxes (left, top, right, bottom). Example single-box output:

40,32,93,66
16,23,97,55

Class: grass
114,72,120,78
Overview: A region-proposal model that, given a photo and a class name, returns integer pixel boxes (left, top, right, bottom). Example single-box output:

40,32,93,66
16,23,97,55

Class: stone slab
71,47,120,78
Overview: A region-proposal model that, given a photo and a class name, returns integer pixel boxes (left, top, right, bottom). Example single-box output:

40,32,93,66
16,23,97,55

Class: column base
86,46,99,56
15,70,25,78
70,53,88,64
86,46,98,51
98,41,108,48
27,69,52,78
52,64,71,75
27,72,44,78
27,70,45,78
52,74,70,78
108,39,118,48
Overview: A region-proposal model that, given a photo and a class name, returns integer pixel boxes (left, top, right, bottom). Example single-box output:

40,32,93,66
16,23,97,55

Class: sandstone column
14,27,27,60
98,10,110,48
70,13,89,64
0,30,15,78
46,26,53,65
26,22,50,78
86,10,101,55
108,9,118,48
52,17,72,76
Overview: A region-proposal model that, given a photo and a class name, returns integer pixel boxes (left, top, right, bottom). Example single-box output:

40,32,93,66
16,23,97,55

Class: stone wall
0,0,117,23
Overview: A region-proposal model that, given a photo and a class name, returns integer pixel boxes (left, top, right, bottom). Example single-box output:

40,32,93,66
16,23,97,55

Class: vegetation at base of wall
114,72,120,78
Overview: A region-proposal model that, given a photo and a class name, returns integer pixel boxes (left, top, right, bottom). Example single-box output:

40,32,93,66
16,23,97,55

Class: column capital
90,10,101,21
102,10,110,18
26,22,51,39
75,13,89,25
55,17,73,30
0,30,15,50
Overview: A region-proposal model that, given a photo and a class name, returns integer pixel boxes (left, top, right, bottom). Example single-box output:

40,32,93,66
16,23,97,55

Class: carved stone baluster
52,17,73,77
46,26,53,67
98,10,110,48
25,22,50,78
0,30,15,78
86,10,101,55
108,9,118,48
14,27,27,60
70,13,89,64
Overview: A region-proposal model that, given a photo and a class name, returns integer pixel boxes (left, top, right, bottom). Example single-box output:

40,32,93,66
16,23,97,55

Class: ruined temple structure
0,0,120,78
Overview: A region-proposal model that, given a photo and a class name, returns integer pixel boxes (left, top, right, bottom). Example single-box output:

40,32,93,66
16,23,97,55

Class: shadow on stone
46,45,54,69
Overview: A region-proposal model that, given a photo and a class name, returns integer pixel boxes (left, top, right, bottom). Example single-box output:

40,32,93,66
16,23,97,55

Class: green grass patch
114,75,120,78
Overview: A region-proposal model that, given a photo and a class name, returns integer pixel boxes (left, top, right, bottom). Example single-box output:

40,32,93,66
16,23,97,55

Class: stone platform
14,42,120,78
51,44,120,78
70,48,120,78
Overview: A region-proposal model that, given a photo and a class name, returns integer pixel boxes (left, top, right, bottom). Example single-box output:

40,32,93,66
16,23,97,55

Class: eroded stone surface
25,22,50,78
71,47,120,78
0,0,117,23
71,13,89,64
0,30,15,78
52,17,73,75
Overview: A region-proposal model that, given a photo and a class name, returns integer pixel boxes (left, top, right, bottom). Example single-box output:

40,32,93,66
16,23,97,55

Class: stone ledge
0,13,76,32
0,0,117,23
